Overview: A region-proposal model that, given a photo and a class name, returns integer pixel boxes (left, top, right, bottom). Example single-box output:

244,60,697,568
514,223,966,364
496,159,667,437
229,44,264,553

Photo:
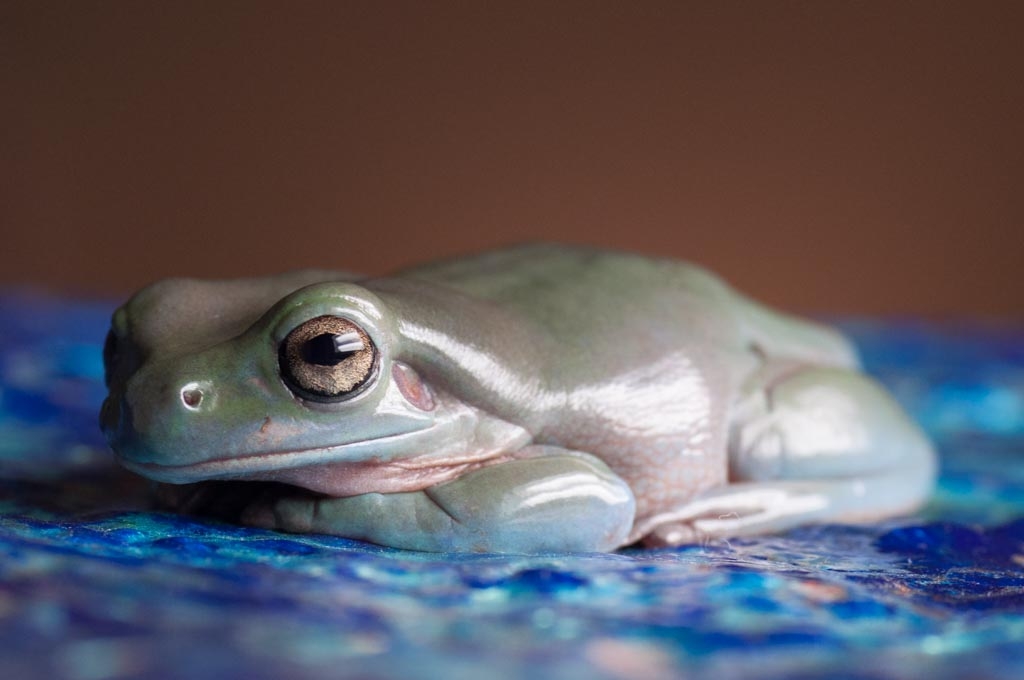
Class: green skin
101,245,936,553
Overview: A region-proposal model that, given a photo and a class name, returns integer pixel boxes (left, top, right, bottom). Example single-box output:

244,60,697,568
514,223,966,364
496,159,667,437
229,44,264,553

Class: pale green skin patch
101,245,936,553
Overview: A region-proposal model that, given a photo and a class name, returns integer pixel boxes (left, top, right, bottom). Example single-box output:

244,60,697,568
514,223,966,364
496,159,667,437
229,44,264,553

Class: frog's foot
240,447,636,553
639,476,928,547
638,364,937,547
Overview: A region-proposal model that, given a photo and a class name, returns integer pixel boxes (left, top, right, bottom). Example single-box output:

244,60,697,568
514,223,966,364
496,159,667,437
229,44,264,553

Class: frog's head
101,274,518,499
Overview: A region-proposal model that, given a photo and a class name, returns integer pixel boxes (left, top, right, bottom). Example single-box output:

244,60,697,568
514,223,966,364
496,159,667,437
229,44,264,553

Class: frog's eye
278,315,378,402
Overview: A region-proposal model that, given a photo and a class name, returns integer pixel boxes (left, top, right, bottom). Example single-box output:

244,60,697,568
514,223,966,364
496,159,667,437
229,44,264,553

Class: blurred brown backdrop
2,1,1022,315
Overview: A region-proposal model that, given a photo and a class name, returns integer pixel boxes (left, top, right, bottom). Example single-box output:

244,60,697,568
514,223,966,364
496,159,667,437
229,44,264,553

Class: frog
100,244,936,553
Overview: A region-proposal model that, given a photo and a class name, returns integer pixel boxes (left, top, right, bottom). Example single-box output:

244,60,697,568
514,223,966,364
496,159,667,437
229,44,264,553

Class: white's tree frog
101,245,936,553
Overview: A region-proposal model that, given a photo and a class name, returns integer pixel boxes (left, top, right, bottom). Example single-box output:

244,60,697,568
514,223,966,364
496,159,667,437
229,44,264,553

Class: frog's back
400,243,722,301
399,243,855,370
399,244,733,330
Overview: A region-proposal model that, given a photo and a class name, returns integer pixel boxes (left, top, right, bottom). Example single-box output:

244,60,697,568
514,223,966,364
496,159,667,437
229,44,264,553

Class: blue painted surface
1,292,1022,680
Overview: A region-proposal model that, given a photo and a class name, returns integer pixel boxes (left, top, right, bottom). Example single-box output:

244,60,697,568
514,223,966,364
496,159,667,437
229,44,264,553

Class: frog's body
101,245,935,553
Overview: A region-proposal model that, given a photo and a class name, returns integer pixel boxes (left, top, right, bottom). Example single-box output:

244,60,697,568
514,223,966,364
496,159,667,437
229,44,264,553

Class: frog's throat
117,431,515,497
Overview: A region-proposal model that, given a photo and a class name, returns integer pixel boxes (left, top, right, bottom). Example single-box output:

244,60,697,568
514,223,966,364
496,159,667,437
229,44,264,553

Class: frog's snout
101,362,224,466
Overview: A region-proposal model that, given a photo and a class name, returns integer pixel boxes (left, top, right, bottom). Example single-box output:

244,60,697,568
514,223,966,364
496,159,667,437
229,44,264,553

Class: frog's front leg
242,447,636,553
640,364,937,546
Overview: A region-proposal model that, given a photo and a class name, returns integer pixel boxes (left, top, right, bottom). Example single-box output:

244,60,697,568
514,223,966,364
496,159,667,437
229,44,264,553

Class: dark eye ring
278,316,377,402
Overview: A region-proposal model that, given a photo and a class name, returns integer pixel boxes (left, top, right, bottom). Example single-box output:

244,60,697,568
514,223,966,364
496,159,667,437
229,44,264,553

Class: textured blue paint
1,293,1022,680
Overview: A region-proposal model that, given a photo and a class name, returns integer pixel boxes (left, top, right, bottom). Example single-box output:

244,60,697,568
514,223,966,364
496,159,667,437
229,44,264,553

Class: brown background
3,2,1022,316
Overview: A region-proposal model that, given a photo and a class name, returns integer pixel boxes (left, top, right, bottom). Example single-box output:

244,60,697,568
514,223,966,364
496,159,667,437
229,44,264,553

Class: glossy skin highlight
101,245,936,553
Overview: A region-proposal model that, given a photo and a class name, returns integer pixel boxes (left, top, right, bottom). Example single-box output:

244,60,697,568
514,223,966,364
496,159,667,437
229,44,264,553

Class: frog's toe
642,521,701,547
239,489,325,534
238,497,282,530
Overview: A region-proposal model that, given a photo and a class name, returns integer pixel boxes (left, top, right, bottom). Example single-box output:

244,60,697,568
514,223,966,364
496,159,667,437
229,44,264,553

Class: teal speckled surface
1,293,1022,679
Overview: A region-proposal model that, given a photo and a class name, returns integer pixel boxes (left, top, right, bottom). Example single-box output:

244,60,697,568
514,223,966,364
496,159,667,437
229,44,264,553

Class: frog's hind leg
641,363,937,546
242,447,636,553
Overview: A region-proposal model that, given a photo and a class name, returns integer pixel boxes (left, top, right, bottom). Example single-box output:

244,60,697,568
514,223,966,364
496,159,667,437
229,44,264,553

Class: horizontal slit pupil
302,332,355,366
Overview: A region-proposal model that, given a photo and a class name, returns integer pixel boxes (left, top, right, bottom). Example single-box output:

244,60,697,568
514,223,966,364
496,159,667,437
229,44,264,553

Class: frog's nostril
180,383,206,410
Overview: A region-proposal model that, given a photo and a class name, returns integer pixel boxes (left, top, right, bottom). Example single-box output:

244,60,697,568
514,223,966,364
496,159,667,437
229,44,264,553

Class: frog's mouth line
143,449,514,526
117,425,437,483
118,431,512,499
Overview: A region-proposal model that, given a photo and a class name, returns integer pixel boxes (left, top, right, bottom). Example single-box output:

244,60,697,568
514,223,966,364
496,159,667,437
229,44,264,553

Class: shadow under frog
100,245,936,553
